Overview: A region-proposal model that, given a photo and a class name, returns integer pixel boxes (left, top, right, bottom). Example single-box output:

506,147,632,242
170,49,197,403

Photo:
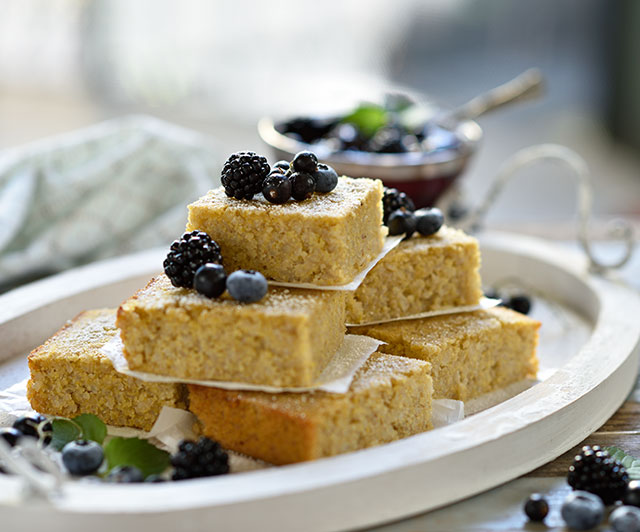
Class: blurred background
0,0,638,284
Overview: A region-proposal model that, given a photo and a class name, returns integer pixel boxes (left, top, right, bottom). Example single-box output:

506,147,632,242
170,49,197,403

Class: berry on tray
62,439,104,476
387,209,416,238
194,263,227,298
523,493,549,522
106,465,145,483
625,480,640,507
561,491,605,530
568,445,629,505
171,437,230,481
312,163,339,193
415,207,444,236
0,427,22,447
12,414,47,439
227,270,268,303
290,171,316,201
163,231,223,289
610,506,640,532
262,172,293,204
506,294,532,315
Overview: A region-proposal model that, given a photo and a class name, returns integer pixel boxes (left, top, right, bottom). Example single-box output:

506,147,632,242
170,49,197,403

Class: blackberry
568,446,629,504
171,437,229,481
382,188,415,224
163,231,223,288
221,151,270,200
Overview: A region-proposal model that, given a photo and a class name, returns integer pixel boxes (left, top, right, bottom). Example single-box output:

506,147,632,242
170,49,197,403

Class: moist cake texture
350,307,539,401
188,352,432,465
346,226,483,324
27,309,186,431
186,176,386,285
117,275,347,387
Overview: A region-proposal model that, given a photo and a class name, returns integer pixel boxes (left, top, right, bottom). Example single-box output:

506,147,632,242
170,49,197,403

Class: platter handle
460,143,635,273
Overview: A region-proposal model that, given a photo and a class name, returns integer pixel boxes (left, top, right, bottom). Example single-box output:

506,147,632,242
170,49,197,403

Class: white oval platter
0,232,639,532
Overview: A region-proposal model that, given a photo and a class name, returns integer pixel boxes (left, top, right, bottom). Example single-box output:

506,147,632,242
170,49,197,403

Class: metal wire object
459,143,635,273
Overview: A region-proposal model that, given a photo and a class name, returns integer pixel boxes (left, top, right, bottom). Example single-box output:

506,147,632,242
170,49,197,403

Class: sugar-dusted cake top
188,176,383,220
352,307,540,348
400,225,478,250
223,352,430,414
28,308,117,361
121,274,344,317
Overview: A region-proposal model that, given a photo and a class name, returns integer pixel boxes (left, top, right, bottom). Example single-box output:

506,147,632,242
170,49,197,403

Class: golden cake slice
188,352,432,465
350,307,539,401
27,309,185,431
186,177,385,285
117,275,347,387
346,226,483,324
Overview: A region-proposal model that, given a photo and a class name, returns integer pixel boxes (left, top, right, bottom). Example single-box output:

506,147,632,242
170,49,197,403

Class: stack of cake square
26,175,539,466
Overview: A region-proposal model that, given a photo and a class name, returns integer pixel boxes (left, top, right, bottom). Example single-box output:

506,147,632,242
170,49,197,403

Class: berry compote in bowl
258,97,482,208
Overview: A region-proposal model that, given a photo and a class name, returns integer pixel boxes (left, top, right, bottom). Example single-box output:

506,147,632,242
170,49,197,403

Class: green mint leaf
605,446,640,480
104,437,170,478
341,104,388,139
72,414,107,444
50,419,81,451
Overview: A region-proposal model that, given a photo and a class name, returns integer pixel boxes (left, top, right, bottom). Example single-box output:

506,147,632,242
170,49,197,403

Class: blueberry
290,172,316,201
561,491,604,530
415,207,444,236
106,465,144,483
387,209,417,238
484,288,501,301
312,164,338,193
227,270,268,303
625,481,640,507
262,172,293,204
291,151,318,173
611,506,640,532
145,474,167,483
13,414,46,439
194,263,227,298
62,440,104,476
524,493,549,522
272,160,290,173
0,428,22,447
506,294,532,315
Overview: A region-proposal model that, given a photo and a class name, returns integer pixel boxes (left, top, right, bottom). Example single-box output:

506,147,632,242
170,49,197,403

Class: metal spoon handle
448,68,545,122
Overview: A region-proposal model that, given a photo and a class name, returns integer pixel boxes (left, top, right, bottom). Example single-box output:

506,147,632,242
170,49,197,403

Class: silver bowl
258,116,483,207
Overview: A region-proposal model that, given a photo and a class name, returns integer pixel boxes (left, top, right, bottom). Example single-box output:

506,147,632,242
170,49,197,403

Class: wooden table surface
373,241,640,532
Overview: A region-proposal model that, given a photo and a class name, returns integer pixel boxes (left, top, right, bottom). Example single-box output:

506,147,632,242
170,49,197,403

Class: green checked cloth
0,116,220,287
